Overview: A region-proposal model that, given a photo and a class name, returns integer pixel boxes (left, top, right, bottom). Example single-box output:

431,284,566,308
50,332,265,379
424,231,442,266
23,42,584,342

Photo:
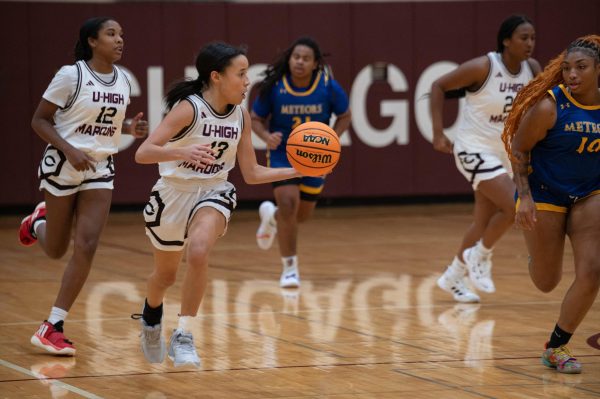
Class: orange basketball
286,121,341,176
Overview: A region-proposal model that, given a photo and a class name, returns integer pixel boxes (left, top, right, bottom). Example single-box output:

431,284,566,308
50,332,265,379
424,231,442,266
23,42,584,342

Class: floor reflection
80,273,496,371
30,357,76,398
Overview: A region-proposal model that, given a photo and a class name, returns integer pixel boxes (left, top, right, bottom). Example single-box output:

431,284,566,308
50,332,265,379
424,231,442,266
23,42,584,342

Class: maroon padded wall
1,0,597,206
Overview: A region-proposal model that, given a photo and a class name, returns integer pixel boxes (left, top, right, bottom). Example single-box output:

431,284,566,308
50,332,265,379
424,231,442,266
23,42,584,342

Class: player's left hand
129,112,149,138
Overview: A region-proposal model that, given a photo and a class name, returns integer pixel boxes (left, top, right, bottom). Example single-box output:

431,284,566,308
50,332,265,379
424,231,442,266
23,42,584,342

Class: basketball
286,121,341,176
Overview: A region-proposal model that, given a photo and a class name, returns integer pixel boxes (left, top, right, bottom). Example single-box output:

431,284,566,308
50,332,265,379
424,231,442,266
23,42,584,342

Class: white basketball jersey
51,61,131,159
159,94,243,182
455,52,534,152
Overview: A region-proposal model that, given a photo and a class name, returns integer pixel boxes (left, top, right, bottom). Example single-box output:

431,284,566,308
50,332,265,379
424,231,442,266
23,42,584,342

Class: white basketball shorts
143,177,237,251
453,141,512,190
38,145,114,196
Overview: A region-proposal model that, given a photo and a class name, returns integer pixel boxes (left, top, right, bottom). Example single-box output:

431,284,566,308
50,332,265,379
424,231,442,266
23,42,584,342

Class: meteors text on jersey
280,104,323,115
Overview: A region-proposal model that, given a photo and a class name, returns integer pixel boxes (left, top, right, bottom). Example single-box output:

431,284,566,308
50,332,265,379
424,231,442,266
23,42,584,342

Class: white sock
476,240,492,255
32,220,46,238
448,256,467,276
48,307,68,325
177,315,194,333
270,207,278,225
281,255,298,270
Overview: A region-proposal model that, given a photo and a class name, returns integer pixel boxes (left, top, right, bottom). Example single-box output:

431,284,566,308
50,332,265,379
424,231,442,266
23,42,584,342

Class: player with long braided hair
503,35,600,374
251,37,351,288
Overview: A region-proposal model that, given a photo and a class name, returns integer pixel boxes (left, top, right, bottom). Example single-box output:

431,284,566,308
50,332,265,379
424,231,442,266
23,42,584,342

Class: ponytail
165,79,204,111
165,42,246,111
74,17,113,61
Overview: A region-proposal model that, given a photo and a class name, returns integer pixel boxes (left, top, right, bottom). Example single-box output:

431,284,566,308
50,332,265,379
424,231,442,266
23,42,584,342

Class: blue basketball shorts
516,174,600,213
267,149,324,202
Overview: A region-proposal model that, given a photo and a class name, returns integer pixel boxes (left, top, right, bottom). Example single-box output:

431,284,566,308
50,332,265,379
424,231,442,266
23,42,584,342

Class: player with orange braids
503,35,600,374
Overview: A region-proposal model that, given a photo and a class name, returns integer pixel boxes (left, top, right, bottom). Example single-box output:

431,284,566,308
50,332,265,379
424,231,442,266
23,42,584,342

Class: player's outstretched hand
129,112,149,138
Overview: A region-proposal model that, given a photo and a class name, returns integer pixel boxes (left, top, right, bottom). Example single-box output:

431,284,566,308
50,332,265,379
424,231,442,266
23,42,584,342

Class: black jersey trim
201,198,236,212
82,60,119,87
146,226,185,247
62,63,83,111
40,177,79,191
469,54,493,96
81,175,115,184
496,52,524,79
195,94,236,119
456,151,504,184
118,66,132,96
239,107,245,133
170,98,198,142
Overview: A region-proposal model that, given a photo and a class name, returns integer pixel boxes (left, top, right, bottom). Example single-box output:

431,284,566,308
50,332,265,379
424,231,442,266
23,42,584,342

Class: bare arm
31,98,97,171
527,57,543,77
430,55,490,153
332,110,351,137
135,101,215,166
510,96,556,230
250,110,282,149
238,109,301,184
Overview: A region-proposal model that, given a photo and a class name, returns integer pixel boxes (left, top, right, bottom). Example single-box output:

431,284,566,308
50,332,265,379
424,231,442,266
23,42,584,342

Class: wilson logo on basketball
302,134,330,146
286,121,341,176
295,149,332,165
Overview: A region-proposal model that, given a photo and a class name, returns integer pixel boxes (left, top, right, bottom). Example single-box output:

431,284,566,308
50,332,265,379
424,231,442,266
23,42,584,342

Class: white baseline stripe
0,359,103,399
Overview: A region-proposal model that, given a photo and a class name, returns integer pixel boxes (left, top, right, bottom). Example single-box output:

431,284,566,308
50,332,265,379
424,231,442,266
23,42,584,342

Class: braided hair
257,37,325,100
502,35,600,158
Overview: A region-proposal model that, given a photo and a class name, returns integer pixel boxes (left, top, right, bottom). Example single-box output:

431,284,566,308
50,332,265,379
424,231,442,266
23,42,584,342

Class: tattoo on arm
512,150,531,197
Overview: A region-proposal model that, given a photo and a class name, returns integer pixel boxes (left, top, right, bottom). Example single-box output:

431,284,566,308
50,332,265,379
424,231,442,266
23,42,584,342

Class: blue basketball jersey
252,69,349,152
529,84,600,198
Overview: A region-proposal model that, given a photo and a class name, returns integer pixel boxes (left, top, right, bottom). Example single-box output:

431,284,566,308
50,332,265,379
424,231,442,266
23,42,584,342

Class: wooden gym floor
0,203,598,398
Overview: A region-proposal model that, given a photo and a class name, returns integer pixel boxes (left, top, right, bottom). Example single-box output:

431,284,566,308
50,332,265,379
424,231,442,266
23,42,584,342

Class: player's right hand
515,195,537,231
65,148,97,172
182,143,215,168
267,132,283,150
433,134,453,154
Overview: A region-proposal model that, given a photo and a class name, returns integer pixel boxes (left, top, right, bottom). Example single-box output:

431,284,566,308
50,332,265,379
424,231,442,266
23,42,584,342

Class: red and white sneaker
31,321,76,356
19,201,46,246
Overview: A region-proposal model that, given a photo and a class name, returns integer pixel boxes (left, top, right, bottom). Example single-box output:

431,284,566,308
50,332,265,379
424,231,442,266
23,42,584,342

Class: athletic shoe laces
175,334,196,356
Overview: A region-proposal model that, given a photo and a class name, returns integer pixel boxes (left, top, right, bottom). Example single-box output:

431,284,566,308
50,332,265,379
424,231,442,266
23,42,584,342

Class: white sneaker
437,269,480,303
463,247,495,293
140,319,165,364
168,329,200,368
256,201,277,250
280,265,300,288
